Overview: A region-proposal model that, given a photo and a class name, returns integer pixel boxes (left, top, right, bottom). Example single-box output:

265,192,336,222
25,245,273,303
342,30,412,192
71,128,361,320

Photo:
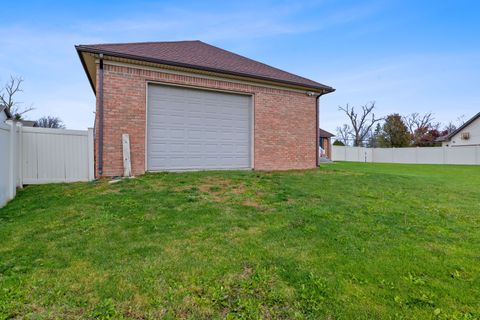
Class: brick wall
322,138,332,159
95,62,318,176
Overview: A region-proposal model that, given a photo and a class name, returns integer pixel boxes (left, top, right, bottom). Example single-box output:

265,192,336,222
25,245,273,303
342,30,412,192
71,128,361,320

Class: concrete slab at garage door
147,84,252,171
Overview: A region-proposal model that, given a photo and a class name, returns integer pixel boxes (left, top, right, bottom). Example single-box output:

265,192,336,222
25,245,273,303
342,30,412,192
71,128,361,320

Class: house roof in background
319,128,335,138
1,106,12,119
76,40,334,92
19,120,37,127
440,111,480,141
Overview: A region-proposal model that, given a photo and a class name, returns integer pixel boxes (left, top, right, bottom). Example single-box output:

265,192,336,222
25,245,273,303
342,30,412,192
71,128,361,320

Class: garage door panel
147,85,252,170
150,132,250,143
150,114,248,126
186,144,204,153
218,144,234,153
150,140,250,155
148,156,249,170
149,142,169,153
236,144,250,153
187,130,204,139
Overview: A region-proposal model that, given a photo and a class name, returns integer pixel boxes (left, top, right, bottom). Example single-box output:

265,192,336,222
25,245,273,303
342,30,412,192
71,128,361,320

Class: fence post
7,121,16,200
87,128,95,181
16,123,23,188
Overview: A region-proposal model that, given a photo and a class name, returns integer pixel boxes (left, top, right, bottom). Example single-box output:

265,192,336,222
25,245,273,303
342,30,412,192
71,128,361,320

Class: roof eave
76,45,335,93
75,46,96,94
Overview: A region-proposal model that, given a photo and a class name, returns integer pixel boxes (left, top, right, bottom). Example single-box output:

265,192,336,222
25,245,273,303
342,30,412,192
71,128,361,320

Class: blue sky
1,0,479,132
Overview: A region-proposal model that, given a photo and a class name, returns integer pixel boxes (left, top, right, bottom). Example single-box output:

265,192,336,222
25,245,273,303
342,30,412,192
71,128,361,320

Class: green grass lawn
1,162,479,319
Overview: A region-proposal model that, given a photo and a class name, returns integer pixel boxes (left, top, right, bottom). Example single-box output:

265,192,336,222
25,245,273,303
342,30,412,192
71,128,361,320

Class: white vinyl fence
0,122,21,207
332,145,480,165
1,122,94,207
22,127,94,184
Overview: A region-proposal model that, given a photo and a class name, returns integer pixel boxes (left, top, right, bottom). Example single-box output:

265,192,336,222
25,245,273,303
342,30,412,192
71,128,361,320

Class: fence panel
331,146,345,161
445,146,477,165
332,145,480,165
21,127,94,184
416,147,444,164
345,147,361,162
0,123,12,207
0,122,22,207
373,148,393,163
1,124,94,207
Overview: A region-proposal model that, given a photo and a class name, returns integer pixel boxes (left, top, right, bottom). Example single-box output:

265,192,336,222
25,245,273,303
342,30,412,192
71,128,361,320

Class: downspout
315,92,323,167
98,54,104,176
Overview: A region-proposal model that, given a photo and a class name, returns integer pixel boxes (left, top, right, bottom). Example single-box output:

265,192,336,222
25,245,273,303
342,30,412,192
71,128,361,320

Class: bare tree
403,112,437,136
456,114,467,126
443,115,467,134
444,122,457,134
36,116,66,129
0,76,34,119
336,124,352,145
338,102,382,146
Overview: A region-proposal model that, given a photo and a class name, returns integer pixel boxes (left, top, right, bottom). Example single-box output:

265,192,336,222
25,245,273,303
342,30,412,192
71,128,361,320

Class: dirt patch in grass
117,296,167,319
200,178,254,202
229,226,263,240
22,304,87,319
197,177,239,194
98,188,122,195
171,177,268,209
238,264,255,280
242,197,263,208
172,185,197,192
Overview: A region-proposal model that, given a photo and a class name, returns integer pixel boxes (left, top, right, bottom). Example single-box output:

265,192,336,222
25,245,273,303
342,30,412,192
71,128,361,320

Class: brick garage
76,41,334,176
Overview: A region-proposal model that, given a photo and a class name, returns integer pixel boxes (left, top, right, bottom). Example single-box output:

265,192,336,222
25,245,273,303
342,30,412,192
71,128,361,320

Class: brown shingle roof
319,128,334,138
76,40,334,92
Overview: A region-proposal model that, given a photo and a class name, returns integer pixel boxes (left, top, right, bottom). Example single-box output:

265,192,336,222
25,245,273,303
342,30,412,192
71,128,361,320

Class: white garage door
147,84,252,171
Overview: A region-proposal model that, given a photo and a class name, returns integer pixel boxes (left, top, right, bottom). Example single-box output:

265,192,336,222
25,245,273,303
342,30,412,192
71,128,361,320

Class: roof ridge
76,40,201,47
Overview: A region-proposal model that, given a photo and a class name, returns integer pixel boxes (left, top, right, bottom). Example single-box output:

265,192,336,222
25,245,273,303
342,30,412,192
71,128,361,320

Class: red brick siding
321,138,331,159
95,63,317,176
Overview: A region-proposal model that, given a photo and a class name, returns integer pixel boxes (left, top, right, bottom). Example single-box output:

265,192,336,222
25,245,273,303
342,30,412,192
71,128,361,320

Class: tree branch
339,101,382,146
0,76,33,119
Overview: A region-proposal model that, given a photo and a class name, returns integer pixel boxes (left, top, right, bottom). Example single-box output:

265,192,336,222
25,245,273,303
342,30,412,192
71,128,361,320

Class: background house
76,40,334,176
440,112,480,147
18,120,38,127
1,107,12,123
319,128,334,160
